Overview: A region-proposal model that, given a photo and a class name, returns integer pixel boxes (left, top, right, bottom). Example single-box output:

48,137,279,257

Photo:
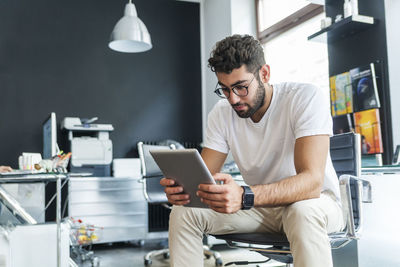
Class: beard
232,80,266,118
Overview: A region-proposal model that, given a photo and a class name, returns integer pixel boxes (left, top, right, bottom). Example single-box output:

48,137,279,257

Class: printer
61,117,114,176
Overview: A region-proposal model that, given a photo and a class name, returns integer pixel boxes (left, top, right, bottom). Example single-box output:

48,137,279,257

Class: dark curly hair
208,34,265,74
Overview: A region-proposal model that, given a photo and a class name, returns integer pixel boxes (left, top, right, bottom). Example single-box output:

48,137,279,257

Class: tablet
150,149,215,208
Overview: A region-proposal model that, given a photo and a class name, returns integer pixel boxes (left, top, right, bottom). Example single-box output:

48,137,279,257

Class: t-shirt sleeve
291,85,333,139
203,103,230,154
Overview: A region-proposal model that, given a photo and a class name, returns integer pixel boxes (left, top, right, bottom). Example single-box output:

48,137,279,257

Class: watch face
244,193,254,206
242,186,254,209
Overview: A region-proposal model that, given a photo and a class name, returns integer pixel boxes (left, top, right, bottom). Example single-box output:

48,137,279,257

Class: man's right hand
160,178,190,205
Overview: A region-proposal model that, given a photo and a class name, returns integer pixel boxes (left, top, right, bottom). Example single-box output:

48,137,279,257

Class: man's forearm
251,172,322,207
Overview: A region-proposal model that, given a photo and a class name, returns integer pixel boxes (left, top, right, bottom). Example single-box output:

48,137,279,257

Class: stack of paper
112,158,141,178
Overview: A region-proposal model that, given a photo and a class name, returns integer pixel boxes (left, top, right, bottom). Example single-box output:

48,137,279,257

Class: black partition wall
325,0,393,164
0,0,202,166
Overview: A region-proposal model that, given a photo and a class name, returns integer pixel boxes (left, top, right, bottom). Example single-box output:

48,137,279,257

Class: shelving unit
308,15,376,43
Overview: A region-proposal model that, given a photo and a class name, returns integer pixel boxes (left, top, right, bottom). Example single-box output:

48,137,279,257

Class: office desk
0,173,68,267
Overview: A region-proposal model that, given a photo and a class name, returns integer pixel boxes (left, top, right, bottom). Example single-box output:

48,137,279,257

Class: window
258,0,310,31
256,0,329,94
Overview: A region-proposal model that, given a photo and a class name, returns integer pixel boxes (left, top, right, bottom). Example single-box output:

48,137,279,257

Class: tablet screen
150,149,215,208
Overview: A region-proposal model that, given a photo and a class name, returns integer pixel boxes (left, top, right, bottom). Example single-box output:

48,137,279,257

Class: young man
160,35,343,267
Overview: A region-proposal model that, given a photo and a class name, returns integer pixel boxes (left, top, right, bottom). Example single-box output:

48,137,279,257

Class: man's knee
169,205,205,231
170,205,192,224
282,199,327,235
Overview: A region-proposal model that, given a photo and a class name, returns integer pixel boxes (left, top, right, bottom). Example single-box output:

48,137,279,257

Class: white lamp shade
109,3,152,53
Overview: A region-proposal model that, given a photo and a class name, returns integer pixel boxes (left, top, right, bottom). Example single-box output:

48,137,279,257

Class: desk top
0,173,68,183
362,165,400,174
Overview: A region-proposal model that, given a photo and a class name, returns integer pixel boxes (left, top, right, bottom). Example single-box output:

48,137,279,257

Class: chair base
143,245,223,266
213,233,293,265
203,245,223,266
144,248,169,266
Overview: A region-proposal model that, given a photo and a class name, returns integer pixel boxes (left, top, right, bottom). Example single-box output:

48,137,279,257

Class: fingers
160,177,190,206
196,190,226,201
198,197,225,208
164,185,184,195
199,173,234,192
197,176,243,213
214,173,233,182
201,198,239,214
160,177,177,186
167,193,190,205
198,183,227,193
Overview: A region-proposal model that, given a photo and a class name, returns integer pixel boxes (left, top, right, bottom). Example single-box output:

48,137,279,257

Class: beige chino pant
168,191,344,267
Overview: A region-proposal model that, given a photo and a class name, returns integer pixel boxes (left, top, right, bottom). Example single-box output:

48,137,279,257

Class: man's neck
250,84,273,123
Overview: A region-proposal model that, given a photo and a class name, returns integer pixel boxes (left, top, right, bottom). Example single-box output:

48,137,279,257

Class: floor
75,239,286,267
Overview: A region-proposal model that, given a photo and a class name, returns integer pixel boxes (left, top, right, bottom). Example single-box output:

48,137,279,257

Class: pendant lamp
109,0,152,53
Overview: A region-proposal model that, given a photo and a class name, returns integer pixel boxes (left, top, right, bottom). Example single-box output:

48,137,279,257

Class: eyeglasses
214,75,256,99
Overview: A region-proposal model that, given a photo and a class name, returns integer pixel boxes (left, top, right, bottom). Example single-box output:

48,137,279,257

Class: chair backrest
329,133,362,235
137,141,176,204
138,142,173,178
137,142,174,232
330,132,361,177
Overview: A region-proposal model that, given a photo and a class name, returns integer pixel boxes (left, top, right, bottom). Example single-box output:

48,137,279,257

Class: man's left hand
197,173,243,213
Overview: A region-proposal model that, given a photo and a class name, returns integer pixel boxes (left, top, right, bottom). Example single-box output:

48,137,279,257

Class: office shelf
308,15,376,43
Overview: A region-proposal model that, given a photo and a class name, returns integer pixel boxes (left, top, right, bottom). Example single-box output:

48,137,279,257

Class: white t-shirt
204,82,340,201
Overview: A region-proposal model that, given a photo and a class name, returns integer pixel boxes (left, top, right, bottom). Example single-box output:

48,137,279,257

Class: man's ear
259,64,271,83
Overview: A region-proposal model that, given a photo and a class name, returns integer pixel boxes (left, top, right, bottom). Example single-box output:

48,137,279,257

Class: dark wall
325,0,393,164
0,0,202,167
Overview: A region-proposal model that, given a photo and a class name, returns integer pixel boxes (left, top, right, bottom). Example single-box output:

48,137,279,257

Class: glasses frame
214,74,257,99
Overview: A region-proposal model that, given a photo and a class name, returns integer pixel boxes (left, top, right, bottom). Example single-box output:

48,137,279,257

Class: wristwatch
241,186,254,210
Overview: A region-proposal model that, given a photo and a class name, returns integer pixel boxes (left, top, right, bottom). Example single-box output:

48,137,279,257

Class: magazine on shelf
350,63,380,112
329,71,352,116
354,108,383,155
333,114,354,135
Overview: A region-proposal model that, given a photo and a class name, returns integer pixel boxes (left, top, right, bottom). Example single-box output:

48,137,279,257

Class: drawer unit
69,177,143,191
75,214,147,228
101,226,147,244
69,201,146,217
69,187,145,203
68,177,148,244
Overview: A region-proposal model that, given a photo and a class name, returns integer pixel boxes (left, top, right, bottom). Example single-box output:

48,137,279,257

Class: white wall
201,0,256,140
177,0,258,141
385,0,400,150
202,0,232,141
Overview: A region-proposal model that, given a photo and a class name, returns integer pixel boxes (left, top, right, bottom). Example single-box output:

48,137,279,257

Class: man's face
216,65,265,118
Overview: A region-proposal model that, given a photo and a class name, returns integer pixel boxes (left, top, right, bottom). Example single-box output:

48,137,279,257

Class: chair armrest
339,175,372,239
361,179,372,203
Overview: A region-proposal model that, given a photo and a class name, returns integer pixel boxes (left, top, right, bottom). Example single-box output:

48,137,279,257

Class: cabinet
68,177,148,244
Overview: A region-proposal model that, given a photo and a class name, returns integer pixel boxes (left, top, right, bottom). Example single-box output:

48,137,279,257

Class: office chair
212,132,372,266
137,142,223,267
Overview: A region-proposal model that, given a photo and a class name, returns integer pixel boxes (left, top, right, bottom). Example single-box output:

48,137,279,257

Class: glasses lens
215,88,228,98
232,86,248,97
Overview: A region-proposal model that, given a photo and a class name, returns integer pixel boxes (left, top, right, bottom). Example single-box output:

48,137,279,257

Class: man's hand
160,178,190,205
197,173,244,214
0,166,12,173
